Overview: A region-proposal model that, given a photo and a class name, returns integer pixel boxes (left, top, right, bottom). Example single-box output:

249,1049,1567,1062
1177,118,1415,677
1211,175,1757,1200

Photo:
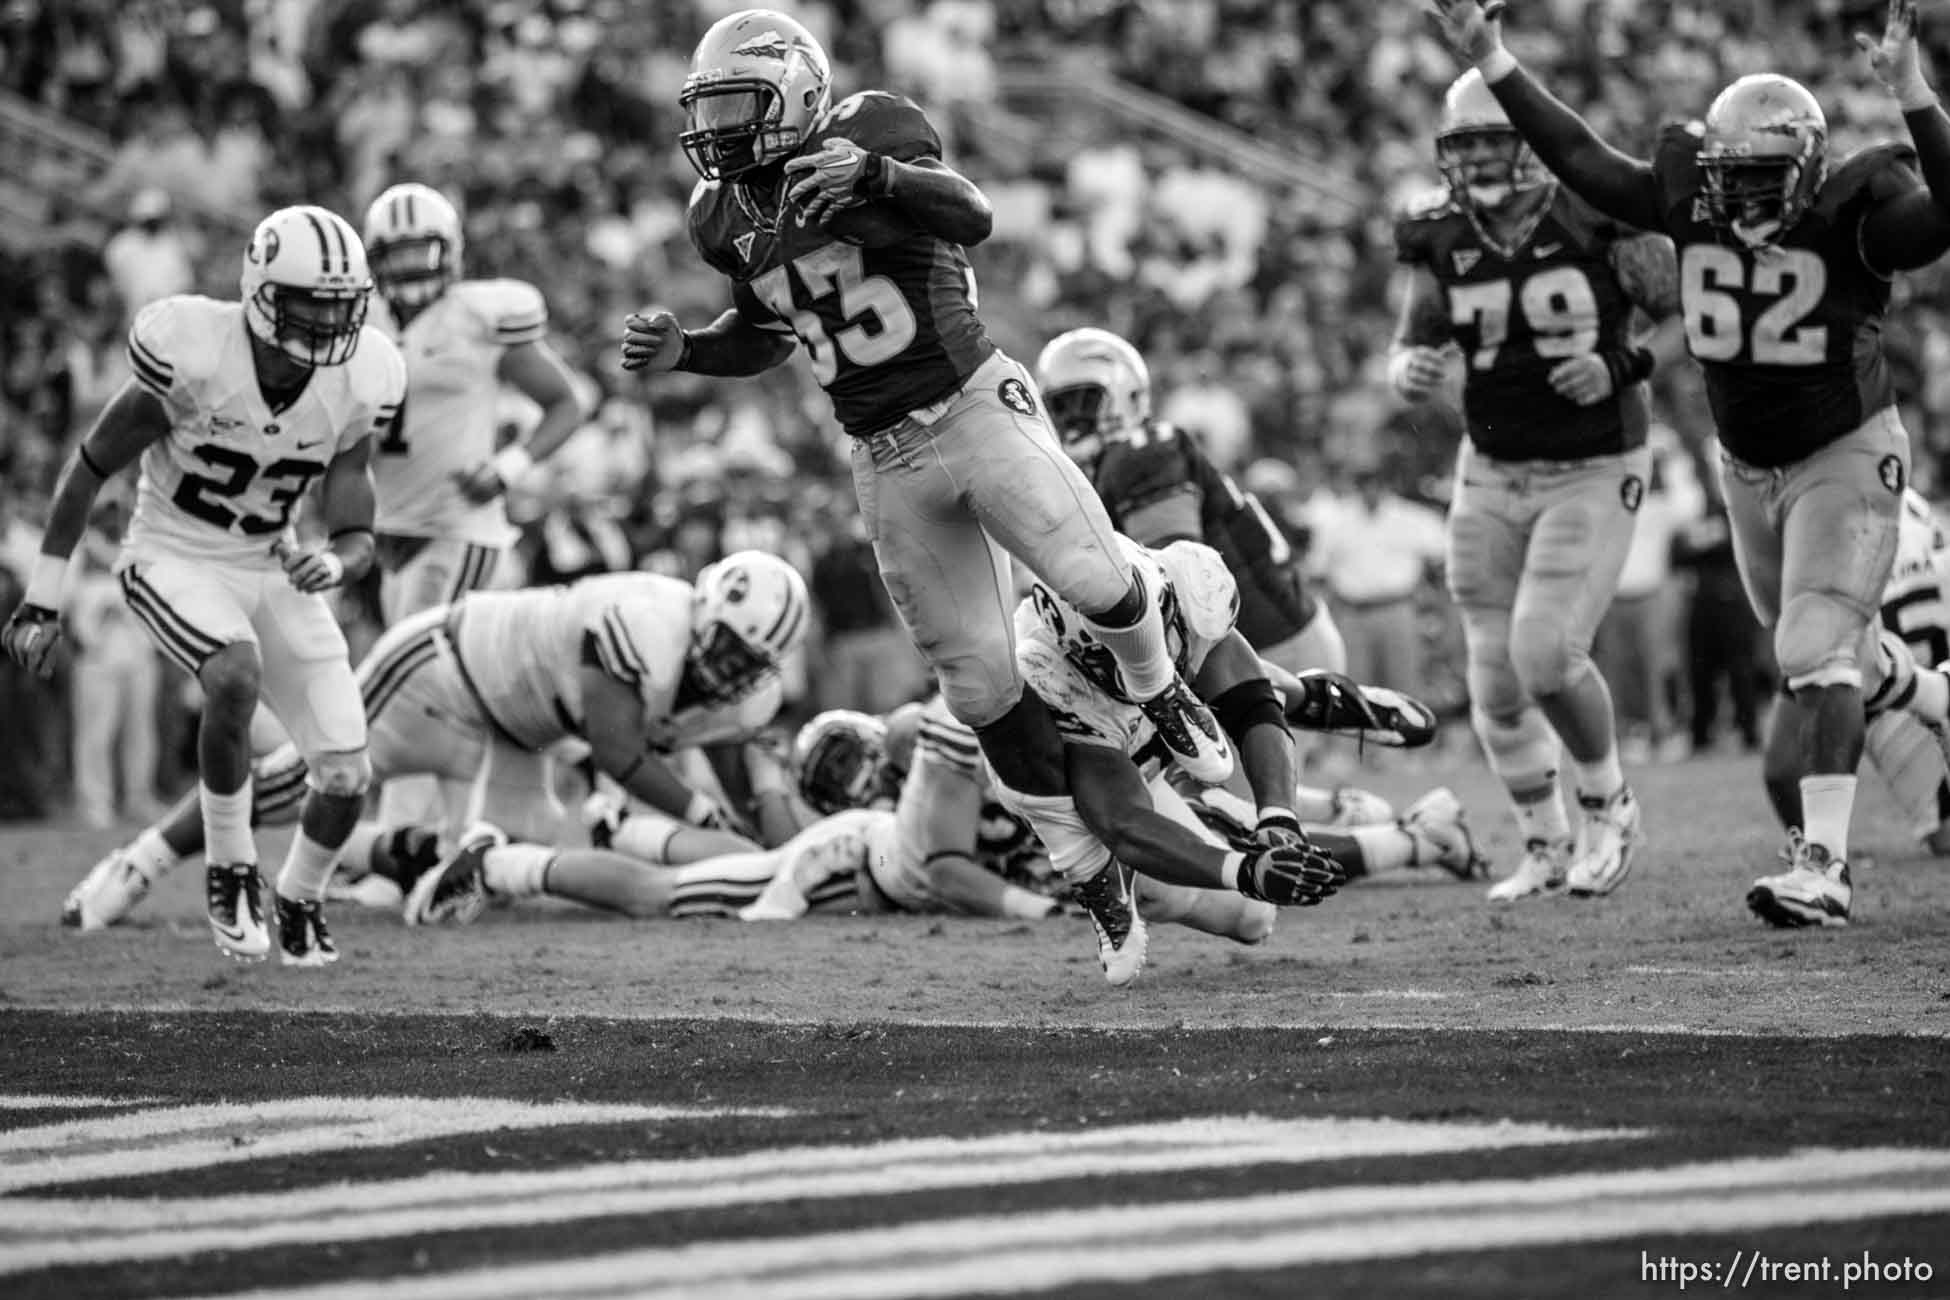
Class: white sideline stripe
191,1149,1950,1300
0,1095,162,1109
1324,990,1453,1000
14,1003,1947,1037
0,1117,1631,1273
0,1097,790,1195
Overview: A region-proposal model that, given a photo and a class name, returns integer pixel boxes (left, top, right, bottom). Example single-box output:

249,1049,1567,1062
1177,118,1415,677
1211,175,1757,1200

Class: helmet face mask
683,550,811,709
1697,74,1827,248
679,12,832,185
793,710,889,815
1436,128,1550,216
683,621,779,704
1034,328,1151,468
241,206,372,369
362,183,464,314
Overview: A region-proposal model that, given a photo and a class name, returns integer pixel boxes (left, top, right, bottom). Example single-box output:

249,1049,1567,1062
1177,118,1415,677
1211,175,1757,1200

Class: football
818,197,922,248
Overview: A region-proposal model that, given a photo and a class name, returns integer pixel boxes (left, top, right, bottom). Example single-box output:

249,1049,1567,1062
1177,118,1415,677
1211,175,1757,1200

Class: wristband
1478,47,1518,84
1219,850,1246,891
1603,345,1657,391
24,555,69,610
1257,807,1300,830
674,330,695,372
1898,79,1939,113
490,444,535,488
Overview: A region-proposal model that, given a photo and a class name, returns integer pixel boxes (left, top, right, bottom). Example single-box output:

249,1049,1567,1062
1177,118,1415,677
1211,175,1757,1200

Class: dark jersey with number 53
1652,125,1918,468
688,91,994,437
1090,421,1319,649
1394,187,1647,462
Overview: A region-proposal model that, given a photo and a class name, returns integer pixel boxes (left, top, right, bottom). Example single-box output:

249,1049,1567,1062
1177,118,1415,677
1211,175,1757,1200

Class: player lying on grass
61,557,808,932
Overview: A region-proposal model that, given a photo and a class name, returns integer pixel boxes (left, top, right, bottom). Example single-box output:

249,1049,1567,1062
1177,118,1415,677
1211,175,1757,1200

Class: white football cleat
1072,859,1147,987
1486,838,1569,903
1747,831,1851,928
206,862,271,961
1565,786,1643,898
1402,787,1488,879
62,848,150,931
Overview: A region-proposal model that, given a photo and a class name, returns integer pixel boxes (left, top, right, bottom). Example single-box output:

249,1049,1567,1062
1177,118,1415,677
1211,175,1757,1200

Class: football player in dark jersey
1387,70,1686,905
1034,328,1345,676
617,7,1235,936
1430,0,1950,927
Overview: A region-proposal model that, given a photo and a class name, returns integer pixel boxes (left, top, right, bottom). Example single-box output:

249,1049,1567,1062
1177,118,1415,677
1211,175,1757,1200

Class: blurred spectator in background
1307,460,1447,699
1673,444,1766,755
100,188,196,327
66,489,160,828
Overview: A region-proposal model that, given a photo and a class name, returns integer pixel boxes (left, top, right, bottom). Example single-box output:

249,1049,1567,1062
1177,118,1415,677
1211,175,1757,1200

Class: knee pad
306,749,373,799
1508,610,1591,700
1776,591,1869,690
250,745,309,827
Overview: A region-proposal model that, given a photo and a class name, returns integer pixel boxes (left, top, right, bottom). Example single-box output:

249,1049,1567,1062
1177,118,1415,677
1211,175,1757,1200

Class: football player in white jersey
60,554,810,930
6,204,401,966
361,182,590,621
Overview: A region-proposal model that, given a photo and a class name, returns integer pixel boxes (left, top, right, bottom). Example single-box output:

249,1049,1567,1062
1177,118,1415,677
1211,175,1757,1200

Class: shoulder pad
1655,121,1705,161
1391,189,1457,262
685,179,744,276
1825,142,1922,210
1396,184,1456,221
455,278,548,344
129,295,228,390
349,329,408,406
806,90,941,162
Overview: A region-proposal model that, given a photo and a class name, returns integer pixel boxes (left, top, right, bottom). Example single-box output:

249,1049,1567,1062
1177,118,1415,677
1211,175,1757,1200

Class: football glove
2,603,62,677
1236,842,1345,907
783,137,888,223
1252,808,1308,851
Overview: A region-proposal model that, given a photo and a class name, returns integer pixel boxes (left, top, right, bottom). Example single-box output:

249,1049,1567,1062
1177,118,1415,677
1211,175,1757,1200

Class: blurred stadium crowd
2,0,1948,820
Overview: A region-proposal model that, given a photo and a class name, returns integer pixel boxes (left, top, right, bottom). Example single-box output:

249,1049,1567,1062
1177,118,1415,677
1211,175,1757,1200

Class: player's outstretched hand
1240,842,1345,907
1547,354,1616,407
620,310,686,374
784,137,875,225
1252,809,1308,852
1426,0,1507,66
2,603,63,678
1858,0,1931,105
1391,345,1451,402
274,540,345,593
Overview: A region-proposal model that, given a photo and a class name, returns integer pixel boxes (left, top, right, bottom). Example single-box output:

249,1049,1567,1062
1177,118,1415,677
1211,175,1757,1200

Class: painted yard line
0,1095,161,1110
0,1097,791,1194
11,1002,1948,1036
0,1118,1635,1272
189,1149,1950,1300
1322,990,1454,1000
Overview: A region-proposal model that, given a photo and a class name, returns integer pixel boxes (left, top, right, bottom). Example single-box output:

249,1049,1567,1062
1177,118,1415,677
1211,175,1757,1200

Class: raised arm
1858,0,1950,271
1428,0,1665,231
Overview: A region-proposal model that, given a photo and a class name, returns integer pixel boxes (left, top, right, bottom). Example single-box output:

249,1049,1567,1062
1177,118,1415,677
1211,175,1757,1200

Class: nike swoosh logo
295,438,324,449
211,920,250,942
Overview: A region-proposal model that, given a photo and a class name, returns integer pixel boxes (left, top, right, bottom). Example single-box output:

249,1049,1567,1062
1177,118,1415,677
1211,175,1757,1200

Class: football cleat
1139,676,1235,784
1747,831,1851,928
1330,786,1396,828
62,848,150,931
403,824,507,927
1072,859,1148,987
1286,671,1438,748
207,862,271,961
1485,838,1569,902
1403,787,1489,880
1565,786,1643,897
275,893,340,967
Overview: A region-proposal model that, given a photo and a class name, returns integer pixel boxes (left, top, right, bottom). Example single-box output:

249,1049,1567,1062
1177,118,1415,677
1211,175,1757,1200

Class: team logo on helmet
1620,476,1644,513
723,566,751,602
1880,455,1907,495
732,31,796,59
250,228,280,265
998,378,1037,417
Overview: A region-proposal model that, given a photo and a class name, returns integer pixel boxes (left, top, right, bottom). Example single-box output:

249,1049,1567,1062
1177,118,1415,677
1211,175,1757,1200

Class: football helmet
679,9,832,183
240,205,372,368
793,709,890,814
1027,536,1191,704
1436,69,1554,221
1034,328,1152,467
1698,74,1827,248
363,182,463,313
684,550,811,705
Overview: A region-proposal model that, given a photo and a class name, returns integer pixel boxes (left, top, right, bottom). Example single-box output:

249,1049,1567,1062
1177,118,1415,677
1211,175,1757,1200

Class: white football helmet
240,205,372,368
793,709,890,814
363,182,463,313
685,550,811,705
1035,328,1152,467
679,9,832,183
1027,536,1191,704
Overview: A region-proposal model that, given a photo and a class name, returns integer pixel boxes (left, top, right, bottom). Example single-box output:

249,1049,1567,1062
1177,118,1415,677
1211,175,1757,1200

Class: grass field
3,749,1949,1298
